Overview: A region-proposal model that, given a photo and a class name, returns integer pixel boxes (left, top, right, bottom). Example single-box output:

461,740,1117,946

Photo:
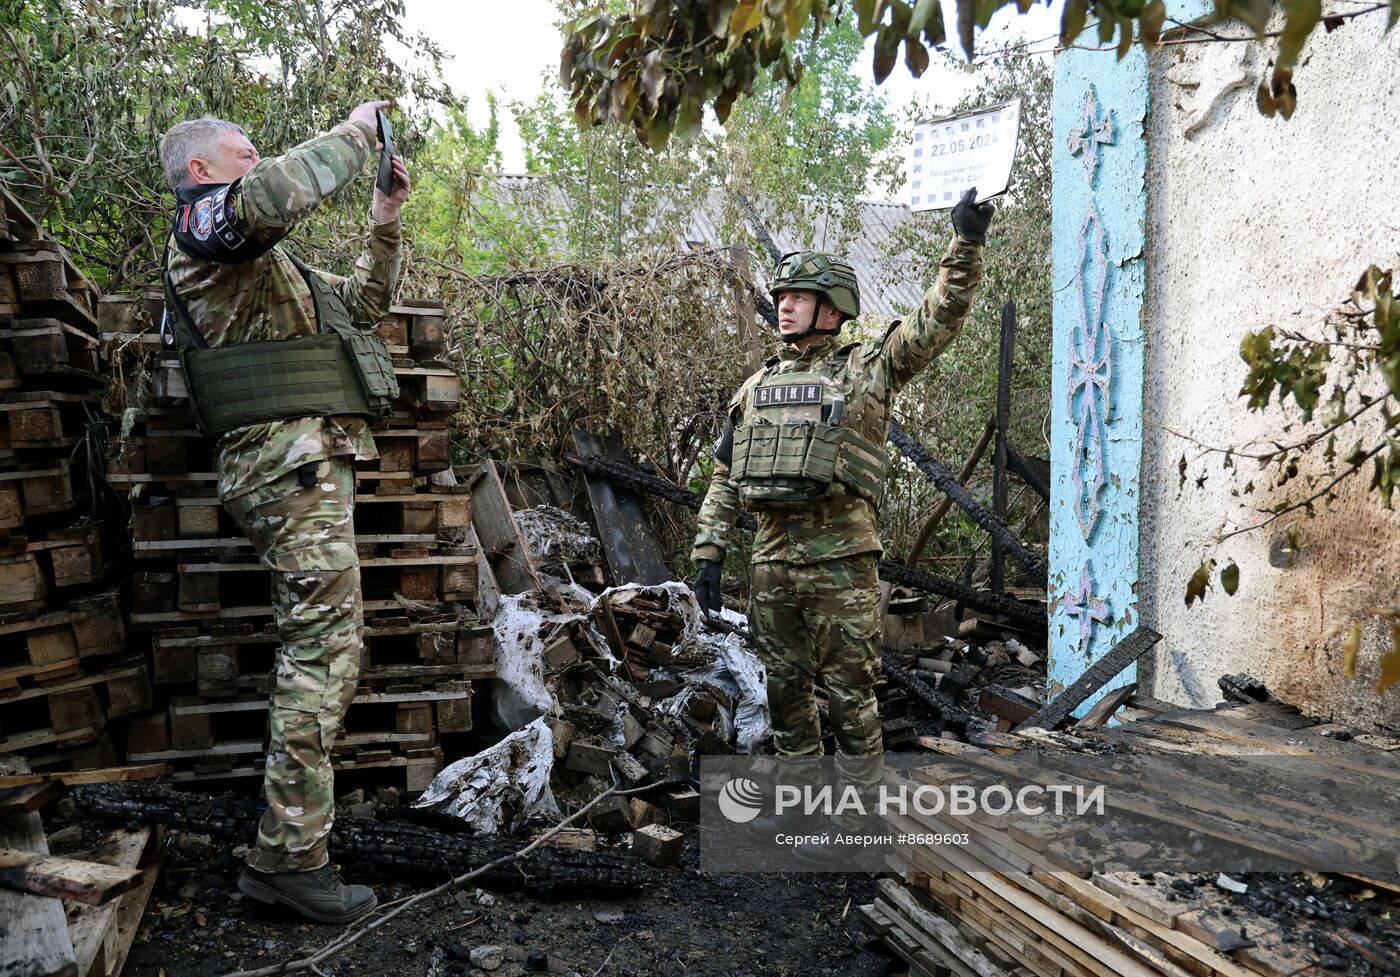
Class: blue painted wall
1046,1,1213,708
1047,46,1149,705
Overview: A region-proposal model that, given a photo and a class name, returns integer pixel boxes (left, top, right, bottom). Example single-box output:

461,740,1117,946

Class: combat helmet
768,250,860,341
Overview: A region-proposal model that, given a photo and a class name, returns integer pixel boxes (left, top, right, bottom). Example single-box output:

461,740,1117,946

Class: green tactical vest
162,250,399,438
729,363,890,509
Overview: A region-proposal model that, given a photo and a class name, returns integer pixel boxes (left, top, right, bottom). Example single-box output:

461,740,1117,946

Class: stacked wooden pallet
863,697,1400,977
97,290,494,794
0,185,146,774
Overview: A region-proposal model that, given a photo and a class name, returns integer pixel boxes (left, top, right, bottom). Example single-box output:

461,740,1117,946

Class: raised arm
300,131,411,325
239,120,375,235
876,189,994,394
313,214,403,326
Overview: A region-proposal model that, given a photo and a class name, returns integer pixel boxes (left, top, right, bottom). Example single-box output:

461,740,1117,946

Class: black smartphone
376,110,395,196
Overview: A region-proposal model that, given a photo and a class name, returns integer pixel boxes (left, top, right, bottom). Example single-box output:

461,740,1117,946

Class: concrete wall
1138,14,1400,728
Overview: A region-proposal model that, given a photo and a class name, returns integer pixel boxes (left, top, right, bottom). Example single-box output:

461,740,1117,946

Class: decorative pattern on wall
1067,90,1115,542
1064,561,1111,654
1047,42,1150,713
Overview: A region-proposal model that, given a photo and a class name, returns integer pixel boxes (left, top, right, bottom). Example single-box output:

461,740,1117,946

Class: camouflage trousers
748,553,884,774
224,457,362,874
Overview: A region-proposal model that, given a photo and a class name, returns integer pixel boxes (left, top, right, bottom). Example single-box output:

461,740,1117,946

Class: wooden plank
1018,628,1161,731
103,848,162,977
0,849,142,906
0,766,166,790
879,878,1010,977
0,664,145,709
467,459,542,595
1148,711,1400,780
0,811,78,977
571,429,671,586
0,781,65,815
1075,683,1138,729
133,533,435,552
64,829,149,977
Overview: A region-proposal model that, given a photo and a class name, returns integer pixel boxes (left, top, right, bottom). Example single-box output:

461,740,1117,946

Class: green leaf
675,94,703,142
1227,0,1272,35
873,23,902,83
1139,0,1166,44
1376,625,1400,693
1116,15,1134,58
854,0,881,34
1342,623,1361,679
1186,559,1216,608
783,0,815,40
727,0,764,49
1276,0,1321,71
903,35,931,76
1220,561,1240,596
1060,0,1089,45
1390,0,1400,30
910,0,942,34
957,0,977,58
1285,521,1307,563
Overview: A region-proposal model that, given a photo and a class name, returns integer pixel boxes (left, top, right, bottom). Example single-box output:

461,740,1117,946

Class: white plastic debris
716,632,770,753
1216,873,1249,894
489,593,596,730
413,717,561,833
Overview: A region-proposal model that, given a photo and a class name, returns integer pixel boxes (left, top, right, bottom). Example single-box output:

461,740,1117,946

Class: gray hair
158,116,248,190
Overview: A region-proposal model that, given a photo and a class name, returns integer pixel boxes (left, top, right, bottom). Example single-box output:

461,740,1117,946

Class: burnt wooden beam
881,652,970,737
572,430,671,586
71,783,658,899
1016,627,1162,732
0,848,142,906
979,684,1042,725
876,561,1044,628
1006,446,1050,503
887,419,1045,583
991,300,1016,593
908,416,996,568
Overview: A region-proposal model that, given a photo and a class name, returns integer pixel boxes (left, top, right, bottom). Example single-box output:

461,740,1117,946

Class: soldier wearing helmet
692,189,994,789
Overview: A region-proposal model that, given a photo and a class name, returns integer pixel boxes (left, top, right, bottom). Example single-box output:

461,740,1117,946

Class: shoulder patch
191,197,214,241
172,179,279,263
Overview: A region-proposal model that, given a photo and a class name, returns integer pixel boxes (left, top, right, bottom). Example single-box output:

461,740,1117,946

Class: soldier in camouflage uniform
693,190,993,786
159,100,409,922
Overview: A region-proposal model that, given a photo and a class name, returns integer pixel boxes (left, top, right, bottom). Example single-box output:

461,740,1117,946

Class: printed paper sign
908,99,1022,212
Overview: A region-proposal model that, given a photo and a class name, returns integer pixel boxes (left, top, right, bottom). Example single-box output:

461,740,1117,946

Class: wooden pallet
0,321,101,381
0,243,100,332
0,658,150,719
127,683,472,754
0,591,124,659
64,826,163,977
126,745,443,793
148,621,493,686
1,524,110,592
127,549,480,612
0,460,77,528
876,701,1400,977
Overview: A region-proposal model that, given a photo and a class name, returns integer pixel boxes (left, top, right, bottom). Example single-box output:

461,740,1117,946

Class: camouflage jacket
692,235,984,566
165,119,402,502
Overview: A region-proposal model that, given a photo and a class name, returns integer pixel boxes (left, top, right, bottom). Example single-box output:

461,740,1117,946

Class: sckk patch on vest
755,383,823,407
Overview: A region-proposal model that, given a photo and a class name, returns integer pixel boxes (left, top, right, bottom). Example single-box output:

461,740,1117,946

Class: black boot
238,864,378,924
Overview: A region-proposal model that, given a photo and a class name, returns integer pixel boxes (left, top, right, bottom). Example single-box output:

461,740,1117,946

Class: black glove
951,187,996,245
693,558,722,615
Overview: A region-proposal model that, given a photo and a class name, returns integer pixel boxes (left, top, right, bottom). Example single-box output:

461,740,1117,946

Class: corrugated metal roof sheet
479,173,931,319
